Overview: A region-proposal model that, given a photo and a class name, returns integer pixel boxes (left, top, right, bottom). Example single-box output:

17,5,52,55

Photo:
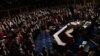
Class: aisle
35,31,53,53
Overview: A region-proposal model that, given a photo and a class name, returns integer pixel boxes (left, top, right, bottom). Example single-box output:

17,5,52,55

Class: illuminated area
0,0,100,56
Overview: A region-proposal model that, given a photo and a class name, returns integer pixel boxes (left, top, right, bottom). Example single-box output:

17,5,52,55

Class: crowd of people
0,3,100,56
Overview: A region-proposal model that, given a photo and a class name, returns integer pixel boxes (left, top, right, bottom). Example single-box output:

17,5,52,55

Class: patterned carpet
35,31,53,53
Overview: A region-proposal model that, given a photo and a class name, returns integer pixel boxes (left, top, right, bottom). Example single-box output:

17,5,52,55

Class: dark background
0,0,100,10
0,0,65,10
0,0,100,18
